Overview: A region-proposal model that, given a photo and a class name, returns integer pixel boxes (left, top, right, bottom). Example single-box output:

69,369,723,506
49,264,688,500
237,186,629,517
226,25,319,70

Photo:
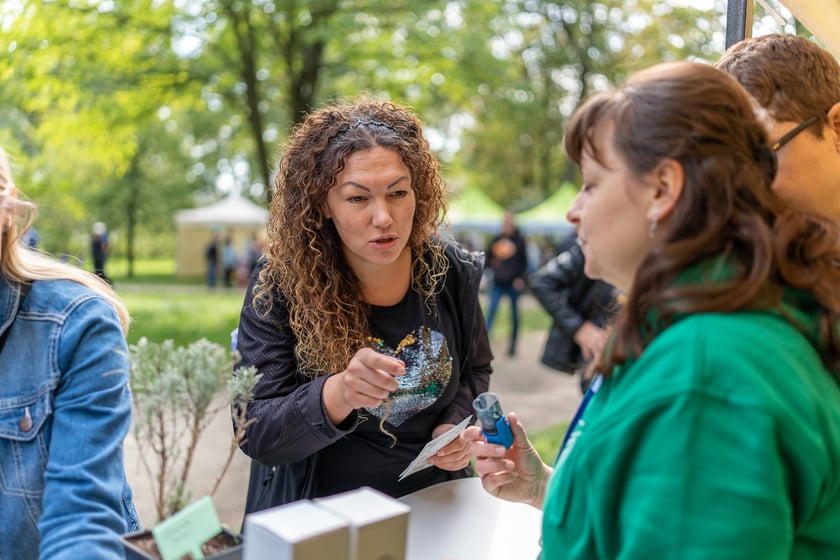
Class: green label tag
152,496,222,560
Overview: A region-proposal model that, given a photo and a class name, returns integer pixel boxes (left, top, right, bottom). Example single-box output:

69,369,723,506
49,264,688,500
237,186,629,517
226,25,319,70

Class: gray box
243,500,350,560
315,487,411,560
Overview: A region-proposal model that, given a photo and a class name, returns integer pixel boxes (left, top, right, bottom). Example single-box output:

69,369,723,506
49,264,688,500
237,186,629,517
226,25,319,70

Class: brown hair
716,34,840,137
564,61,840,377
254,98,448,377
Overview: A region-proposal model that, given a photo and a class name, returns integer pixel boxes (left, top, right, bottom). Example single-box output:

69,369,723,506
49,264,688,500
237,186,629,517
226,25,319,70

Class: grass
481,301,552,346
531,421,571,465
119,286,246,347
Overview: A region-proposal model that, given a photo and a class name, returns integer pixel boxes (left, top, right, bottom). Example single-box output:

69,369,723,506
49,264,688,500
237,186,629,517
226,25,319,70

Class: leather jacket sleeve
430,244,492,428
529,243,588,336
437,304,492,427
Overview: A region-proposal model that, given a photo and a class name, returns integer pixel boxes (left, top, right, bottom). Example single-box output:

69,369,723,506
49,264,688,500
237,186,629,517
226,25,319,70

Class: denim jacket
0,278,140,559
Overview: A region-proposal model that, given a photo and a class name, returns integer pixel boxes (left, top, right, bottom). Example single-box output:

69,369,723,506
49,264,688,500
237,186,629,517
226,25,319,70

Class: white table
399,477,542,560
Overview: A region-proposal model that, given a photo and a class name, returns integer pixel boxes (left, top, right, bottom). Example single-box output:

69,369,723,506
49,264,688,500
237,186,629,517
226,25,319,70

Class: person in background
205,232,220,288
466,61,840,558
222,235,238,288
716,33,840,222
529,232,620,393
90,221,110,283
234,99,492,513
22,225,39,249
0,146,140,559
484,210,528,356
245,232,262,274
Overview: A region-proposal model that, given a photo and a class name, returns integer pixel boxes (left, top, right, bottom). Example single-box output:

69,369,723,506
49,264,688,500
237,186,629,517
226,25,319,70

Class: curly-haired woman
0,146,140,559
234,99,492,513
467,61,840,558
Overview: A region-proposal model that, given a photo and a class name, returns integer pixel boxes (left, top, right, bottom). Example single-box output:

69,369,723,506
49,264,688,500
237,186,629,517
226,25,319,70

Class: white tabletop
399,477,542,560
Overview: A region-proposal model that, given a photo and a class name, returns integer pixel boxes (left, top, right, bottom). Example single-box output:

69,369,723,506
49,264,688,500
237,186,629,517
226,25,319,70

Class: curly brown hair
253,98,449,377
564,61,840,377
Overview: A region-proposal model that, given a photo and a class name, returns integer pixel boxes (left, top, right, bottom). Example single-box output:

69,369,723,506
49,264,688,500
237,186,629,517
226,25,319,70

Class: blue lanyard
556,374,602,464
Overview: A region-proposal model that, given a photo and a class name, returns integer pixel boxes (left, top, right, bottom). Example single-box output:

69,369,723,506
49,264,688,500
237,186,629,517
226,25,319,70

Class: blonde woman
0,147,139,559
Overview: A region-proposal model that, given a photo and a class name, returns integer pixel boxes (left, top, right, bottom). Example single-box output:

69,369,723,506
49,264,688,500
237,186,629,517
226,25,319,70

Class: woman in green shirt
467,60,840,559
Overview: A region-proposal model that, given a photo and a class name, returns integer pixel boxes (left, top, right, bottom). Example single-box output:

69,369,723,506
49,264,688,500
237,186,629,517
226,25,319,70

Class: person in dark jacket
529,234,620,392
484,210,529,356
233,98,493,515
90,221,110,283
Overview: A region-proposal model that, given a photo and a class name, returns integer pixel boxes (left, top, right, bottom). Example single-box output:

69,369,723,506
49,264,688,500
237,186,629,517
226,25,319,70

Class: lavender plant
129,337,260,520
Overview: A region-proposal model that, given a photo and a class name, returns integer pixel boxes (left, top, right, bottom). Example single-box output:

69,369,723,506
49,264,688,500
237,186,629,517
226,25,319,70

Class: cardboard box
315,487,411,560
243,500,350,560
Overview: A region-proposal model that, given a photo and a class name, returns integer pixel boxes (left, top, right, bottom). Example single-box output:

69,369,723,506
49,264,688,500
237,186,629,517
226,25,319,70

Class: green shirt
542,307,840,559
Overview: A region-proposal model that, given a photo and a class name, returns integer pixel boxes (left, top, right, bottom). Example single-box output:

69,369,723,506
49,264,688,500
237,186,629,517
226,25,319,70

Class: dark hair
255,98,448,377
564,61,840,377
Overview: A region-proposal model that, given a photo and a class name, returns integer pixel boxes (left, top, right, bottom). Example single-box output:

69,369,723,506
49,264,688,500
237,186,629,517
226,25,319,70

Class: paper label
152,496,222,560
398,415,472,481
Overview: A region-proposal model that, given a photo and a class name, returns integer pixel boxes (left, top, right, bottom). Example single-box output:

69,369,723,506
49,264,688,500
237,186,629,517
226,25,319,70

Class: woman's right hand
465,411,552,510
323,347,405,424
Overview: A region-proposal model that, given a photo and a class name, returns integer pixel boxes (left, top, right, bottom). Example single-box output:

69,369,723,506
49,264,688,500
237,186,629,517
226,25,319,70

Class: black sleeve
437,305,493,426
234,262,358,465
528,245,588,336
515,235,530,279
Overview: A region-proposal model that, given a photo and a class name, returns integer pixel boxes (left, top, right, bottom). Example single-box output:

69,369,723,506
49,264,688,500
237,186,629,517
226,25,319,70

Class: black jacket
235,240,492,514
486,230,528,286
529,241,619,373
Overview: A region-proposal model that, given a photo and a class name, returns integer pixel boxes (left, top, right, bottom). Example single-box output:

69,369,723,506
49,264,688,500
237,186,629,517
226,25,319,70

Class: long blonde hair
0,147,130,333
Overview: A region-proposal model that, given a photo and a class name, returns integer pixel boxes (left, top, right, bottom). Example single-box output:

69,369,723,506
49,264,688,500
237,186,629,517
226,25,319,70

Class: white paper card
398,415,472,481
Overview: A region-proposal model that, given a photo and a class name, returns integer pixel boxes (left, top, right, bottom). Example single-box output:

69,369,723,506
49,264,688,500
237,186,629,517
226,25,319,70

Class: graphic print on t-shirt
366,326,452,427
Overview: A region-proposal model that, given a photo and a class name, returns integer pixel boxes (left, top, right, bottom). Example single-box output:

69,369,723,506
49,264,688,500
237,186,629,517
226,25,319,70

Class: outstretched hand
465,411,552,510
323,347,405,425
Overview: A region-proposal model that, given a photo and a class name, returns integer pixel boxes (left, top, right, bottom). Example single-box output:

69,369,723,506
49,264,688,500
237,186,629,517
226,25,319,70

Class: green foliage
129,337,260,521
7,0,807,261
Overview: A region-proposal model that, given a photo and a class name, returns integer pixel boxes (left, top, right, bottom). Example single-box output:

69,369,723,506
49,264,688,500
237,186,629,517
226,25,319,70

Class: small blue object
484,415,514,448
230,328,239,351
472,392,514,449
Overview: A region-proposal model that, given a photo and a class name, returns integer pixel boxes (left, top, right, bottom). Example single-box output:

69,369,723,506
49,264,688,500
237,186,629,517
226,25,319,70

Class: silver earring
648,216,658,238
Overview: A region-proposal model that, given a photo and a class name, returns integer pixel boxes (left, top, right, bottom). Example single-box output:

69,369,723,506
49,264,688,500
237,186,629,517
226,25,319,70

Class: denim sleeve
38,296,134,560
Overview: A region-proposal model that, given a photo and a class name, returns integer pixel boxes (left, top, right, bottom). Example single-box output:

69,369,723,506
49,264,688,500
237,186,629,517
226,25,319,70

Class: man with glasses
716,34,840,221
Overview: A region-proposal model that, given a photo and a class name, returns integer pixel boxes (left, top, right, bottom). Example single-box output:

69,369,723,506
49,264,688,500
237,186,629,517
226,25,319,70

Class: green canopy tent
446,185,506,234
514,183,577,238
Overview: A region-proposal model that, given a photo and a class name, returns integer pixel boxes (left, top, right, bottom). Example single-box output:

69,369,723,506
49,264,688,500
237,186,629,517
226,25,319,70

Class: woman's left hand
426,423,472,471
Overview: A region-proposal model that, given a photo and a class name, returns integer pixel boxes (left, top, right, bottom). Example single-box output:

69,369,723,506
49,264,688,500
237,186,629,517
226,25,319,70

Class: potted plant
122,337,259,559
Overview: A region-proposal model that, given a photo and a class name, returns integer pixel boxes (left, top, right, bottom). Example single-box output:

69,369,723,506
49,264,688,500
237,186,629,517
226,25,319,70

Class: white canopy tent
174,193,269,278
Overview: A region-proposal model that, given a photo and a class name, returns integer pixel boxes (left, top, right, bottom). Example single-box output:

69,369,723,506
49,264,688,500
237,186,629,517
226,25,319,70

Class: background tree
0,0,806,262
459,0,720,209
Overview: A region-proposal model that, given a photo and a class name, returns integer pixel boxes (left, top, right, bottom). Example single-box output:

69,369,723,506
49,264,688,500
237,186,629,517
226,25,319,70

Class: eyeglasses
770,114,822,152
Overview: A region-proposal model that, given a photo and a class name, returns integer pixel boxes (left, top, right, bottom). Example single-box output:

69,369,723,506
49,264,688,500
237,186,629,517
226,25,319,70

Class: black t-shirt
314,287,464,498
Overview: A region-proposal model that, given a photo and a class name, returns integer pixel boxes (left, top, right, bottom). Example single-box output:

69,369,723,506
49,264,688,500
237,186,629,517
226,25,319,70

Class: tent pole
725,0,754,50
